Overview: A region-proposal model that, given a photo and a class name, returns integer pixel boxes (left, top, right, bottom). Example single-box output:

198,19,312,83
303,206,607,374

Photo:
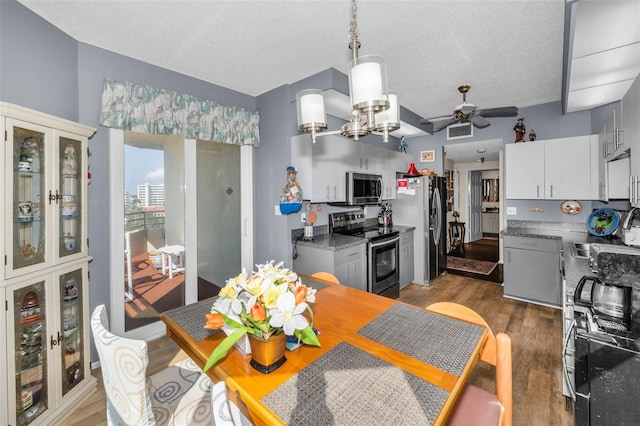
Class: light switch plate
275,205,282,216
506,207,517,215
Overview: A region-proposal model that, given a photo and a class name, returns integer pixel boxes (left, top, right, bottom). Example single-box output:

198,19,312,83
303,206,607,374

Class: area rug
447,256,498,275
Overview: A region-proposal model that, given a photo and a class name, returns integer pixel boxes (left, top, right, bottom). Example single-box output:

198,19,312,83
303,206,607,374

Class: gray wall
0,0,78,120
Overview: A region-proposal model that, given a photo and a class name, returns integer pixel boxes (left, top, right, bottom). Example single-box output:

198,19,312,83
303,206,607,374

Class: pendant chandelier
296,0,400,143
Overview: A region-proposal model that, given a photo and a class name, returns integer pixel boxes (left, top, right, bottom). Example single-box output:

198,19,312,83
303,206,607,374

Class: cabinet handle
326,185,330,200
333,186,337,200
630,176,634,202
536,185,539,198
550,185,553,198
360,158,363,169
617,127,624,149
49,190,62,204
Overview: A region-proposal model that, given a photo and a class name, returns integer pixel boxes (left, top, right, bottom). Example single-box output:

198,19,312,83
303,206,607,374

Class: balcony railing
125,210,165,232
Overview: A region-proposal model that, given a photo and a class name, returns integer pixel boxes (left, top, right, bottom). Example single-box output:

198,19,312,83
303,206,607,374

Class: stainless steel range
330,211,400,298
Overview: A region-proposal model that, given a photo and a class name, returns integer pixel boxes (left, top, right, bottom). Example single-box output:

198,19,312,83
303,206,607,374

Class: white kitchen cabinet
625,77,640,207
380,149,411,200
482,212,499,235
598,124,608,201
293,243,367,292
399,230,414,288
505,142,545,199
0,103,95,425
602,102,629,162
291,133,410,203
506,135,596,200
608,157,631,200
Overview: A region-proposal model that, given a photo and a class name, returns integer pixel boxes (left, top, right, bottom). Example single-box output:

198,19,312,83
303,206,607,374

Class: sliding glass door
109,129,252,339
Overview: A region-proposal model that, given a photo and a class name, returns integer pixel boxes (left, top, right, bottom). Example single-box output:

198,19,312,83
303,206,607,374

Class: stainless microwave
346,172,383,205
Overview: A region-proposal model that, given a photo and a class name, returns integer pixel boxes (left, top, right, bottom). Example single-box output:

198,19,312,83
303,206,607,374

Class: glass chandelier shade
296,89,327,132
374,90,400,143
348,54,389,114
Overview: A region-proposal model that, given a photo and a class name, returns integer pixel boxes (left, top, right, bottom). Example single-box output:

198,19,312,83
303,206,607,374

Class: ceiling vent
447,122,473,140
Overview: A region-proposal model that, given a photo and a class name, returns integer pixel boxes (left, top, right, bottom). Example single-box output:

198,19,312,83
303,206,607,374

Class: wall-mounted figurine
529,129,537,142
398,136,408,153
513,117,526,143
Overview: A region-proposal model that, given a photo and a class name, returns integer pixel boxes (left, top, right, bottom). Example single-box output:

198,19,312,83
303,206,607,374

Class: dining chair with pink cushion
91,304,238,425
426,302,513,426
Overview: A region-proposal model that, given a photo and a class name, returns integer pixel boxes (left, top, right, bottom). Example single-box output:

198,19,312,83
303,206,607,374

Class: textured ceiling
18,0,567,124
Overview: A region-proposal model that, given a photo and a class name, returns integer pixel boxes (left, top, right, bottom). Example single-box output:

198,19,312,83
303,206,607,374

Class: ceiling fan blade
419,114,454,124
468,114,491,128
475,106,519,117
420,116,458,134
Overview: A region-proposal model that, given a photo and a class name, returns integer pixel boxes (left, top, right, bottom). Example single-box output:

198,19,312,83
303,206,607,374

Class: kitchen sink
570,242,591,259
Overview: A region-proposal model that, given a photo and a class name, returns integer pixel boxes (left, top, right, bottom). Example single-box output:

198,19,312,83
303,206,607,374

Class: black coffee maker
590,244,640,337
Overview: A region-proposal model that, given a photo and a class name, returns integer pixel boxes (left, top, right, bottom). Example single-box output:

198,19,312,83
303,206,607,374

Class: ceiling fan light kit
420,85,519,134
296,0,399,144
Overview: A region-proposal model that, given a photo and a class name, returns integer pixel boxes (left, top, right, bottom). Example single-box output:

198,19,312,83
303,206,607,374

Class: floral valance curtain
99,79,260,146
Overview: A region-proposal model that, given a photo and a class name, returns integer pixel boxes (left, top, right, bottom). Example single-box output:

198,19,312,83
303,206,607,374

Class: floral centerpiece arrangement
203,261,320,372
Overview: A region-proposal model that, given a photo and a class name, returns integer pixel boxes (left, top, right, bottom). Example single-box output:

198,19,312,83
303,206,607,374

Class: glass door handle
50,331,62,349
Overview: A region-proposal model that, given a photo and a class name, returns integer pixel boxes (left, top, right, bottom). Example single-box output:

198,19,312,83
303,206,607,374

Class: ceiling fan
420,85,519,133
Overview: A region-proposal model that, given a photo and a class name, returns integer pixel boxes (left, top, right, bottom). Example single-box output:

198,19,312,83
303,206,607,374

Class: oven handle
369,236,400,249
562,319,576,401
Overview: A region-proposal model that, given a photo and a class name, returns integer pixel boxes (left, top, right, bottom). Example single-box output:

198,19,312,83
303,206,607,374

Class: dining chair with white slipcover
91,304,224,425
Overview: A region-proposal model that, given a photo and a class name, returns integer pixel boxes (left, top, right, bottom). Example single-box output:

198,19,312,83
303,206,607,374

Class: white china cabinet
0,102,96,425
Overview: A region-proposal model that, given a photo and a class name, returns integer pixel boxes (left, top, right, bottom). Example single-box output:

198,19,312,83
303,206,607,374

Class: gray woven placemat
262,342,448,425
357,304,485,376
163,297,221,341
299,276,330,292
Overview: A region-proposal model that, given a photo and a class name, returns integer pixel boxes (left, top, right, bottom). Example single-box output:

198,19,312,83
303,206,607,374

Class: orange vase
248,333,287,373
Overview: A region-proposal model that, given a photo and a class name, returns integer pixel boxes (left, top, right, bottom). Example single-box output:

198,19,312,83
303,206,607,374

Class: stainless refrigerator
393,176,447,286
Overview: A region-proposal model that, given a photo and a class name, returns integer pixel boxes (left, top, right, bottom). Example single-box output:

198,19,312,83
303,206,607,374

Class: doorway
443,139,504,277
109,129,253,339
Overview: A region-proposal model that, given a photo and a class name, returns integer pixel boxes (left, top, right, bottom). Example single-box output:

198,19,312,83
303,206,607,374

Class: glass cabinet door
12,281,49,425
8,120,49,274
58,136,84,260
59,268,85,395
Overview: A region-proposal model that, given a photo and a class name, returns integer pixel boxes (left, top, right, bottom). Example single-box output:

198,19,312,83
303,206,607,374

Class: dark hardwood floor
447,236,504,283
65,249,573,426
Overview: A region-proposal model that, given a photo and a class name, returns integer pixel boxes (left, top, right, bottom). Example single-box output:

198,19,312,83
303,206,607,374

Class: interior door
468,170,483,242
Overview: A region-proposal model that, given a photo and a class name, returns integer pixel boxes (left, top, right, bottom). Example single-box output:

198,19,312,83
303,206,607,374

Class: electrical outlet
301,213,306,223
506,207,517,215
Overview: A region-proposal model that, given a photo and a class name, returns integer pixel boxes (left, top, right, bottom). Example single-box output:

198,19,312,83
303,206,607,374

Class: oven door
368,236,400,298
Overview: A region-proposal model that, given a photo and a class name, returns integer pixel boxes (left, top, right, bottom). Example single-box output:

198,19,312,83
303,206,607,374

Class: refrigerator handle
433,187,442,244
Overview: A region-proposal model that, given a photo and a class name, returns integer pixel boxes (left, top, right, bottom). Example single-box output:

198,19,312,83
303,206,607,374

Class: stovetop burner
329,211,398,242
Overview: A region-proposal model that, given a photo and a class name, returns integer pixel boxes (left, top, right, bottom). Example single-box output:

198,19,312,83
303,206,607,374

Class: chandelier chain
348,0,360,61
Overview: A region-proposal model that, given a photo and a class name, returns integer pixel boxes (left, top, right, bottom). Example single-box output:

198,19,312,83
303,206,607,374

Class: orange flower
250,303,266,321
205,313,225,330
294,286,308,305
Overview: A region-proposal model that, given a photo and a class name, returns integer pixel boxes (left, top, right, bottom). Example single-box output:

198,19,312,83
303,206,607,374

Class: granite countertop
293,224,416,251
294,233,366,251
390,224,416,234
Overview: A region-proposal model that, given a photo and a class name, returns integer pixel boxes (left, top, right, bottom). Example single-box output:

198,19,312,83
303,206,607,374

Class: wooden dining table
161,274,488,425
